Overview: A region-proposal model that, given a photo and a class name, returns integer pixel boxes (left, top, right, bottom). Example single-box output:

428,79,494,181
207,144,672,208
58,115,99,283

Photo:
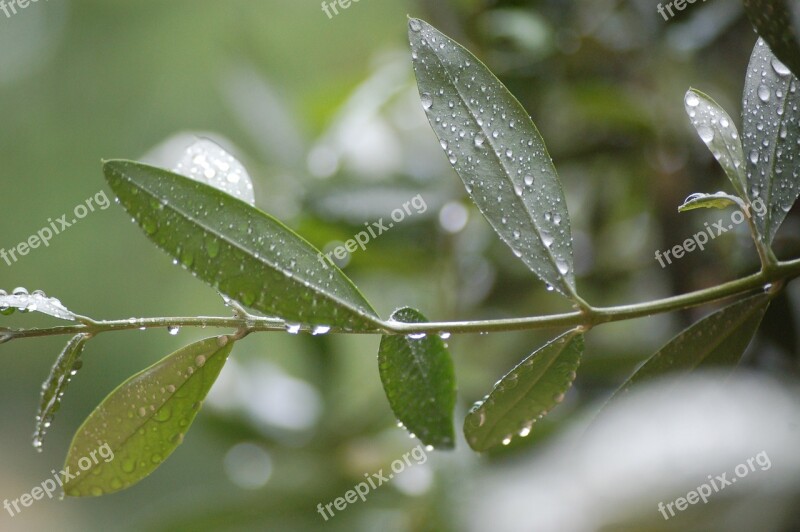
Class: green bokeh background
1,1,798,531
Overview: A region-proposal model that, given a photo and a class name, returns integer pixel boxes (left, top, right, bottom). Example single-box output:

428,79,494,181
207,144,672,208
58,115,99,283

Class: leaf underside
464,329,584,452
378,308,457,449
612,293,771,399
64,336,235,497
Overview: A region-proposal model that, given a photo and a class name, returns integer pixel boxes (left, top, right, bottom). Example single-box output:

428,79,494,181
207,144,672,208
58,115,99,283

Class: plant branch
3,258,800,343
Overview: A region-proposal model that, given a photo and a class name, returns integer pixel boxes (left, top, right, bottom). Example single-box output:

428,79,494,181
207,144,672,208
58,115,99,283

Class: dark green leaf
613,293,771,397
742,39,800,244
684,89,748,199
104,160,381,332
0,288,76,321
64,335,235,496
464,329,583,452
408,19,578,299
678,192,743,213
744,0,800,78
378,308,456,449
33,333,91,450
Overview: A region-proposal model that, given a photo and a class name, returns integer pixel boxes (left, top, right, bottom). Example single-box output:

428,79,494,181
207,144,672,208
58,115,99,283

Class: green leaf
684,89,748,199
104,160,381,332
463,329,583,452
744,0,800,78
64,335,235,497
678,192,743,213
378,308,456,449
613,293,771,397
742,38,800,244
33,333,91,450
408,19,577,300
0,288,76,321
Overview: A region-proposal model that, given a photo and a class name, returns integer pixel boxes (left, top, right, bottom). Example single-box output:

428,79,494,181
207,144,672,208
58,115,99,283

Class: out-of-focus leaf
104,160,381,332
613,293,771,397
408,18,578,300
744,0,800,78
464,330,583,452
379,308,456,449
684,89,748,199
33,333,91,450
64,335,235,496
678,191,742,212
0,288,76,321
760,289,797,355
742,39,800,244
170,138,256,206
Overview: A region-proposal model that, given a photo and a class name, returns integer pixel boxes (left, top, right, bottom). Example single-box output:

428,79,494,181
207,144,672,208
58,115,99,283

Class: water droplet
502,436,512,446
439,332,451,339
749,149,760,164
408,332,426,339
685,92,700,107
167,326,180,336
195,355,207,368
409,19,422,32
420,92,433,109
285,323,301,334
312,325,331,336
772,57,791,76
757,84,771,103
697,125,714,142
474,134,485,147
524,174,534,186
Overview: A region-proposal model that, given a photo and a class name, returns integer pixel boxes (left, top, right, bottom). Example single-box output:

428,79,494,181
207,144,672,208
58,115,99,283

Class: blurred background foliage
1,1,799,531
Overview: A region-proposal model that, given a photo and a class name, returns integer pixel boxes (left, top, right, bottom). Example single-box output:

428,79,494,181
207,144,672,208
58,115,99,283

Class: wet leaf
34,334,91,450
0,288,76,321
613,293,770,397
379,308,456,449
744,0,800,78
742,38,800,244
170,138,256,206
408,18,578,299
684,89,748,199
104,160,381,331
64,335,235,496
464,330,583,452
678,191,742,212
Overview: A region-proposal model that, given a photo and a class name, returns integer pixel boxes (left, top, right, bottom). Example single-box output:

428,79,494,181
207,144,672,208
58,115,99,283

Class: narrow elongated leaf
742,39,800,244
408,19,577,299
678,192,742,213
684,89,748,199
379,308,456,449
464,330,583,452
0,288,76,321
104,160,380,331
33,333,91,450
613,293,770,397
64,335,235,496
744,0,800,78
